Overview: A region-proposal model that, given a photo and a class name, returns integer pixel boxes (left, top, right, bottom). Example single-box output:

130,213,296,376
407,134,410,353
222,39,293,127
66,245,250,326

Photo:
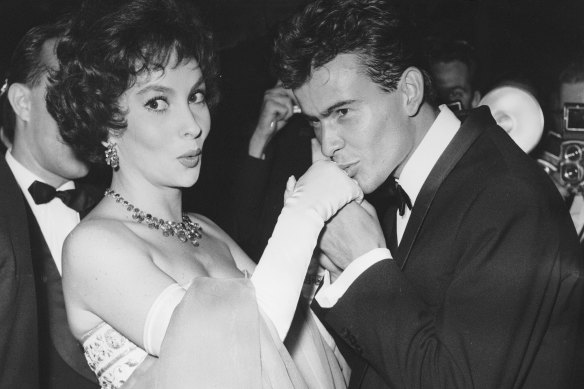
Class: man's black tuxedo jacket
318,107,584,388
0,155,99,388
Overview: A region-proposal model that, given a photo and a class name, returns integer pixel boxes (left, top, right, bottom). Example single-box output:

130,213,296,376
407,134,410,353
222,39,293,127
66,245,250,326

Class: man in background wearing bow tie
274,0,583,388
0,19,100,389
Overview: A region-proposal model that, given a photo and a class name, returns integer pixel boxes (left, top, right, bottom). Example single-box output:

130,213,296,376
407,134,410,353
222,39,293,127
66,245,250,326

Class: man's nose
320,125,344,158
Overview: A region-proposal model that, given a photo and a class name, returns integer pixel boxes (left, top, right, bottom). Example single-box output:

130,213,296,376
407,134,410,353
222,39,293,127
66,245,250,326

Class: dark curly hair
0,17,70,143
272,0,434,103
46,0,220,165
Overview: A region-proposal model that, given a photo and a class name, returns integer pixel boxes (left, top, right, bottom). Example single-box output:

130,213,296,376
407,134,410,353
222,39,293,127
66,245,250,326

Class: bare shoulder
187,212,227,241
63,217,148,276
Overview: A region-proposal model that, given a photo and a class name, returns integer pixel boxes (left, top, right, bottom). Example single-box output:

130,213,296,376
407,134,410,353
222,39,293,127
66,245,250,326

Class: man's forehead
293,54,366,113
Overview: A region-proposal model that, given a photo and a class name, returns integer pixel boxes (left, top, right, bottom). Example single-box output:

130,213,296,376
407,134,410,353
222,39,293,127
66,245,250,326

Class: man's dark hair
46,0,220,165
427,38,479,89
0,18,70,143
272,0,434,103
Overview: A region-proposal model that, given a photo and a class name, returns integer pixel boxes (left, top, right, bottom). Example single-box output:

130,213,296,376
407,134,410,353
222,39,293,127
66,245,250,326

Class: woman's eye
145,97,169,111
190,91,206,104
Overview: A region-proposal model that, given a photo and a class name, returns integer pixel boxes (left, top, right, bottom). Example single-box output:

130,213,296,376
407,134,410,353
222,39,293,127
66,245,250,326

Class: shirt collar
5,149,75,194
397,105,461,206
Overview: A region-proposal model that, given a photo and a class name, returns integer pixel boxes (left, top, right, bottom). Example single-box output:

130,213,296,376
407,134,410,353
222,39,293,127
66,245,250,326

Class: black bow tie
28,180,94,213
388,178,412,217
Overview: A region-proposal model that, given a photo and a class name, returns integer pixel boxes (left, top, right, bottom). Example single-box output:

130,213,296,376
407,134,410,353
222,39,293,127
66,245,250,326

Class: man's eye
338,108,349,116
309,119,321,128
190,91,206,104
145,97,169,111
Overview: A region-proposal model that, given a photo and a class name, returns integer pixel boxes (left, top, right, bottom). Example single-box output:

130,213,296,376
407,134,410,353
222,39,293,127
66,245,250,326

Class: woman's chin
181,172,200,189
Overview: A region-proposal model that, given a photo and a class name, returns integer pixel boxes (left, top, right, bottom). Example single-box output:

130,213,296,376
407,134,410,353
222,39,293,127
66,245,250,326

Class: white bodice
82,322,148,389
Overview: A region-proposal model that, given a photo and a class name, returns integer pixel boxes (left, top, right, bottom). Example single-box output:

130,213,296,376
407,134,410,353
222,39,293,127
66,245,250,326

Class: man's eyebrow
305,99,357,120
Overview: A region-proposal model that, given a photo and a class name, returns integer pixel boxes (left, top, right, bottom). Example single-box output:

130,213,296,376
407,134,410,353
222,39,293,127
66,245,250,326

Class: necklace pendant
105,189,203,246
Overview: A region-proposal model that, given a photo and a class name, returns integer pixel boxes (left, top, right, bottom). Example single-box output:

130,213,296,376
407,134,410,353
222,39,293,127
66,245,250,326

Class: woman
46,0,361,388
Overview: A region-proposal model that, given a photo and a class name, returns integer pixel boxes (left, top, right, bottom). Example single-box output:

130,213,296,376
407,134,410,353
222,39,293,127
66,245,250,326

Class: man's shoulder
0,155,26,212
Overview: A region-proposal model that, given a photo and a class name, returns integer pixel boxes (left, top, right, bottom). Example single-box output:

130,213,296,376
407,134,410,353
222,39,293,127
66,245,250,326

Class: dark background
1,0,583,223
2,0,584,90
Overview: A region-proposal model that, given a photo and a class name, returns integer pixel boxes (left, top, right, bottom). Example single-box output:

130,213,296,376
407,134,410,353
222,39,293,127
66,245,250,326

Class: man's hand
319,200,386,273
249,82,298,159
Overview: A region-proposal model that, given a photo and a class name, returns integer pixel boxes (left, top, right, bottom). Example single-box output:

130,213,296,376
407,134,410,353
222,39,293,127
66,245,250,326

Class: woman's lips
178,149,202,168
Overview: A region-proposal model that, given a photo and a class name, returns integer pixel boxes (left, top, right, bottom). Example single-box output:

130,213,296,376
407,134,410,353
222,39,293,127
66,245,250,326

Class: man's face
431,60,479,110
21,38,89,185
294,53,417,194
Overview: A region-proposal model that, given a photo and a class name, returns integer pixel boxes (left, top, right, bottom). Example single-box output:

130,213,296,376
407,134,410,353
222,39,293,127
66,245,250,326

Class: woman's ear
399,67,425,117
101,130,120,147
7,83,32,122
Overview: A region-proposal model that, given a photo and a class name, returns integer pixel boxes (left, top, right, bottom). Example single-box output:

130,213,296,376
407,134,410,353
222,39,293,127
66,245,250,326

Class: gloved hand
252,160,363,340
284,159,363,222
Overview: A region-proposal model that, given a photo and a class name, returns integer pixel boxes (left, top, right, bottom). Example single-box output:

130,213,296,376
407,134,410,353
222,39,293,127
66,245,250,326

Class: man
0,20,100,388
427,38,482,111
229,82,314,261
273,0,583,387
552,58,584,232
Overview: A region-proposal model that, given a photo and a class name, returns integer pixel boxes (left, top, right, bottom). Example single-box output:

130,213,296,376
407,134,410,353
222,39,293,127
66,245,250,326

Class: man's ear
471,90,482,108
400,67,425,117
7,83,32,122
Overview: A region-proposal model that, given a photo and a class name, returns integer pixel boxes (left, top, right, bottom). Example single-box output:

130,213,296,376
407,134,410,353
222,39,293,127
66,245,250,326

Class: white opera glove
251,160,363,340
285,159,363,221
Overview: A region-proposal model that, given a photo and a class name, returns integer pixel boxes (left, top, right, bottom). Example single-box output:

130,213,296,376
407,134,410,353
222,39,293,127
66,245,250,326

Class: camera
538,103,584,193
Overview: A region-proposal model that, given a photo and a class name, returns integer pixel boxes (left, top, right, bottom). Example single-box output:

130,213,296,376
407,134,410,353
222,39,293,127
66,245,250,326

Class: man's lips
336,160,358,177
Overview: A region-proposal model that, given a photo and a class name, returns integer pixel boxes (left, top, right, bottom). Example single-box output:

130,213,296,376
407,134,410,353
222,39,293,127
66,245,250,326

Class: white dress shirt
5,150,80,275
570,194,584,241
316,105,461,307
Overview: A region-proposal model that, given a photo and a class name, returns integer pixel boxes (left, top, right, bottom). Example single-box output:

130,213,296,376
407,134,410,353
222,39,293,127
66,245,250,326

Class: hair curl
272,0,434,103
46,0,220,165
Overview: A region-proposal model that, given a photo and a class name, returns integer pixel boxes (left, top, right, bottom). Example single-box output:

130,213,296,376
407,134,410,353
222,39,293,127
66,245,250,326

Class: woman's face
115,56,211,189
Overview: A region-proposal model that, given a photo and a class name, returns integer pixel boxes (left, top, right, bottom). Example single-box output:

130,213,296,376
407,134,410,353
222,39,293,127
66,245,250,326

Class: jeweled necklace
104,188,203,246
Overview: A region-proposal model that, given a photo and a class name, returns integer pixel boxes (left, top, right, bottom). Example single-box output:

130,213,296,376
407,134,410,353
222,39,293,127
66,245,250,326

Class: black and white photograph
0,0,583,388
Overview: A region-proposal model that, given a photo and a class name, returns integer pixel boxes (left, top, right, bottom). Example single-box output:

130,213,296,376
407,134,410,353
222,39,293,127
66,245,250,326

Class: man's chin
356,178,377,195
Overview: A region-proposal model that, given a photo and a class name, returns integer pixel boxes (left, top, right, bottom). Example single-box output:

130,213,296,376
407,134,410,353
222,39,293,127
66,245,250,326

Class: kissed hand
319,200,386,272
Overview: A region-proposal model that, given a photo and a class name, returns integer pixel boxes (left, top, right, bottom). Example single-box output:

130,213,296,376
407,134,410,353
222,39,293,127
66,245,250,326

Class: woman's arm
62,219,180,349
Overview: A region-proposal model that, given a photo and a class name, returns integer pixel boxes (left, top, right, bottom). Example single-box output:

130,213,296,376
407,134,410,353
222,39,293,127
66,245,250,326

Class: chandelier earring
104,142,119,170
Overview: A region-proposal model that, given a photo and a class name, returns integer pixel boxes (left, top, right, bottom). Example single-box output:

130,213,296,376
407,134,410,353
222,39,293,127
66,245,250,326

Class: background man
274,0,583,387
0,20,100,388
427,38,482,111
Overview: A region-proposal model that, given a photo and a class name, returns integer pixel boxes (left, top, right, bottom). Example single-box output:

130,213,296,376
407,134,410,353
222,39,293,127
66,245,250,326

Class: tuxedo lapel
397,106,495,269
0,157,41,388
24,204,97,383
